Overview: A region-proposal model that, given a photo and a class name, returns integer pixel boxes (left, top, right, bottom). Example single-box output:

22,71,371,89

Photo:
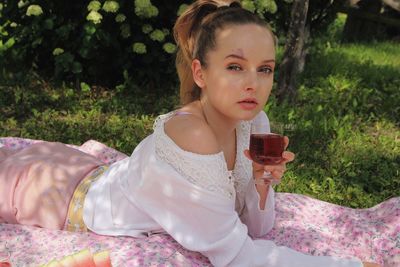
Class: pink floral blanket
0,137,399,267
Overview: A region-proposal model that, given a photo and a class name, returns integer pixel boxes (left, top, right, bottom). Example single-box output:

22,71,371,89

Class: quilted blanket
0,137,399,267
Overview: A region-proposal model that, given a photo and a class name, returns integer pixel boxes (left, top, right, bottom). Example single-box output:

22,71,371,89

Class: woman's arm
129,155,363,267
240,180,276,238
124,118,363,267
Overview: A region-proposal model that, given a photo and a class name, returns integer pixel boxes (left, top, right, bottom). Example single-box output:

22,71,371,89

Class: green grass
1,38,399,208
267,40,400,207
340,42,400,68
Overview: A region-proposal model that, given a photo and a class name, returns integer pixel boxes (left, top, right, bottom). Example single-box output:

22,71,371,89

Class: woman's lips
238,98,258,110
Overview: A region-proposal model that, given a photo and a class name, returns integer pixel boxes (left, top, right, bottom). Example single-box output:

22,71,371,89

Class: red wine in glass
249,133,284,165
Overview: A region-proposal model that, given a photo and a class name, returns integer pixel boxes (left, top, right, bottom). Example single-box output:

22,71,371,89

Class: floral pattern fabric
0,137,398,267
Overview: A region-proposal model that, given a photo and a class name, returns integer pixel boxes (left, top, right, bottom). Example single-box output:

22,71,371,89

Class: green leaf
80,82,91,92
120,24,131,39
44,19,54,30
352,98,358,108
79,48,90,58
84,24,97,35
0,37,15,52
56,25,72,38
72,62,82,74
32,37,43,48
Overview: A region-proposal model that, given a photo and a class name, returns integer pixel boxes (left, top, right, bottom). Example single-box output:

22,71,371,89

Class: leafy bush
0,0,183,97
0,0,278,97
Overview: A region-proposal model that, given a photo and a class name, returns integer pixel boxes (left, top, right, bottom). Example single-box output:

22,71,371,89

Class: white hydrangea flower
86,10,103,24
115,13,126,23
52,48,64,56
241,0,256,13
18,0,28,9
26,5,43,16
134,0,158,18
87,1,101,12
142,24,153,34
163,43,177,54
177,4,188,16
257,0,277,14
102,1,119,13
150,29,165,42
132,42,146,54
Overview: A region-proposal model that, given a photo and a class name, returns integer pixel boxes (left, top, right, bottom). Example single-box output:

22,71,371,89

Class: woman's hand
244,136,295,184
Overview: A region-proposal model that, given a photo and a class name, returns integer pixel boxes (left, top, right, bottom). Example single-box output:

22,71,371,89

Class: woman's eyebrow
224,54,246,60
224,54,275,64
261,59,276,64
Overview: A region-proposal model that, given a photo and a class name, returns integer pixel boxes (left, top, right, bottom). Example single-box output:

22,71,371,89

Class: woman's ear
191,59,205,88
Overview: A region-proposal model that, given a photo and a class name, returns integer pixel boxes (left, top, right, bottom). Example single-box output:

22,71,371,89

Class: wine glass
249,120,285,185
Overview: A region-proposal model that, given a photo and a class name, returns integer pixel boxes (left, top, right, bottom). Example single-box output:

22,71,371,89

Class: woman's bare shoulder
164,109,220,155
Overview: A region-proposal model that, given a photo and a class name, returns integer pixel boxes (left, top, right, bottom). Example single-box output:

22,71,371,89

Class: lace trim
232,120,253,213
153,112,235,199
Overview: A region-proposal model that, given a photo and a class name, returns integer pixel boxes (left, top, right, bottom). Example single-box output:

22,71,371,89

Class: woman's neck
199,99,237,148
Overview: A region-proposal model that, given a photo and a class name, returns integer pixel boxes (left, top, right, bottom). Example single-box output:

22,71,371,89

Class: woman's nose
244,71,258,91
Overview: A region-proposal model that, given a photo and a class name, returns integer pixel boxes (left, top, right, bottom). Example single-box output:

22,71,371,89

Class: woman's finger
282,151,295,163
283,136,289,150
271,169,284,179
265,169,284,181
264,164,286,174
244,149,266,170
243,149,251,161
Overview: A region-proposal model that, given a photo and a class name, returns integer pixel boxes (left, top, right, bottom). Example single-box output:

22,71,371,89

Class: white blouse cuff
247,180,275,213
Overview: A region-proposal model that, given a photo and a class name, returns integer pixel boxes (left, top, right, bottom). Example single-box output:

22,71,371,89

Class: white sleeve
240,110,275,238
130,157,362,267
240,181,276,238
252,110,271,133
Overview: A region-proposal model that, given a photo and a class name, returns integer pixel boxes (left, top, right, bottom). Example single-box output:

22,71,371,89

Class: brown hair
173,0,276,105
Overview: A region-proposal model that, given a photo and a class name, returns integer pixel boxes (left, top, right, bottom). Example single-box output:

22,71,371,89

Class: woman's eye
259,66,273,74
227,64,242,71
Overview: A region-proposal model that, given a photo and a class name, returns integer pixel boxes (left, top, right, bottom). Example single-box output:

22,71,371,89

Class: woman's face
195,23,276,121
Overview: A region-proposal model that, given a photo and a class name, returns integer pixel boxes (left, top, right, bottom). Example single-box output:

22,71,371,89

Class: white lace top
153,111,253,214
83,111,362,267
153,112,235,199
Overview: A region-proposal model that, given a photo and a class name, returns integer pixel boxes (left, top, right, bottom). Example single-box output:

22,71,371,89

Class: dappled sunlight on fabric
162,183,174,197
263,193,400,265
1,137,398,266
0,141,102,229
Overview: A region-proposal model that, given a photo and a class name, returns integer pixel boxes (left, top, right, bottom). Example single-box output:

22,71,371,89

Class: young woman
0,1,382,266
